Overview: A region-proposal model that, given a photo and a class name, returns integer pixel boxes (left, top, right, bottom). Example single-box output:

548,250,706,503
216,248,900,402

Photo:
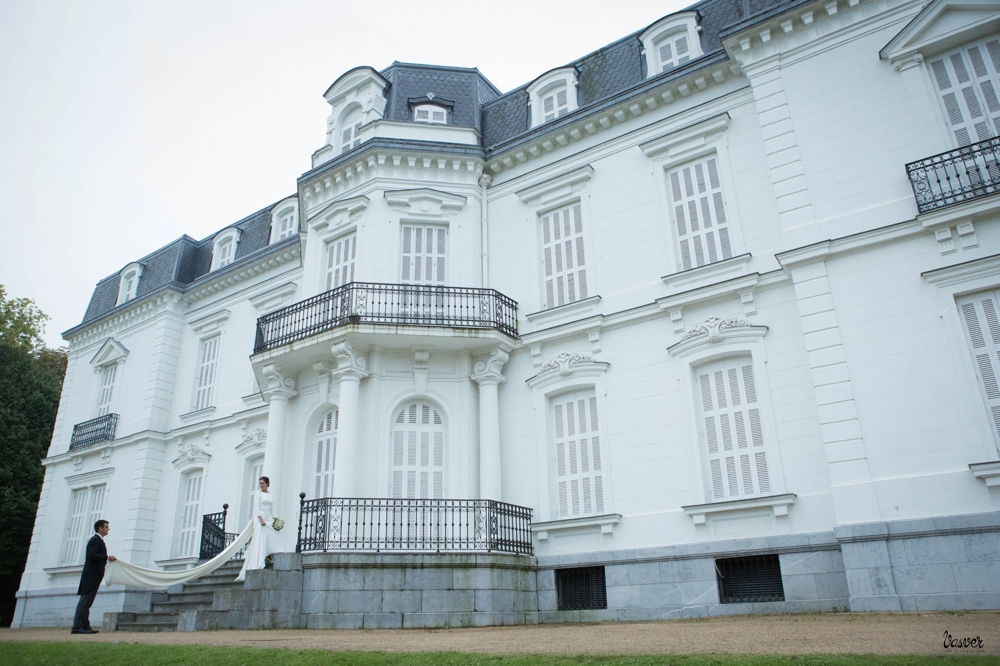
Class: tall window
401,225,446,285
391,403,444,499
96,364,117,416
553,390,604,518
60,485,107,566
696,358,770,501
277,213,297,241
193,336,220,411
341,107,362,154
542,88,569,122
314,410,338,498
414,104,447,124
326,234,357,290
541,203,588,309
177,471,203,558
957,290,1000,444
667,155,733,271
217,240,234,268
929,37,1000,147
243,457,264,526
656,32,691,72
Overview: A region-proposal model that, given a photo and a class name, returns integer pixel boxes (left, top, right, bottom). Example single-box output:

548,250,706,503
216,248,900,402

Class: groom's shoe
71,629,99,634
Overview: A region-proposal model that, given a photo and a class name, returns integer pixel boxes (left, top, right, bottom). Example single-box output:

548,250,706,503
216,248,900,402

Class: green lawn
0,643,996,666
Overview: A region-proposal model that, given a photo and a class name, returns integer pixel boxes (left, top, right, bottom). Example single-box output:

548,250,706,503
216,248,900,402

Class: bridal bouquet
272,518,285,531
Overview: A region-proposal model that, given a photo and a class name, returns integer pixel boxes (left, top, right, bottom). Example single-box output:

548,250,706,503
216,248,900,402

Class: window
553,390,604,518
277,212,296,241
315,410,338,498
217,240,234,268
414,104,447,124
391,403,444,499
177,471,203,558
929,37,1000,147
96,364,117,416
716,555,785,603
326,233,357,290
210,228,240,271
401,225,446,285
193,336,220,411
667,155,733,271
540,204,588,309
116,264,143,306
556,566,607,610
60,485,106,566
655,32,691,72
340,106,362,154
696,357,771,501
243,457,264,526
639,13,702,80
527,67,579,128
957,290,1000,443
542,87,569,122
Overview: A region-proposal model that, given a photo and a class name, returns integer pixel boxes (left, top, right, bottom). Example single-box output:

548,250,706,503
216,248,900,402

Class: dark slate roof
380,63,501,133
73,198,296,333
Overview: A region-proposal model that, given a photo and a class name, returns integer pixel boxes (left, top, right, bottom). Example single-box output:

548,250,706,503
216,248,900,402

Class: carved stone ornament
331,341,368,375
172,442,211,468
473,348,509,383
241,428,267,448
679,316,752,343
540,352,597,376
261,363,297,394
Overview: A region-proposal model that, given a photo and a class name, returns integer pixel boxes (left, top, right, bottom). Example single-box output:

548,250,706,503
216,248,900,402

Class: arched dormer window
269,197,299,244
211,227,241,272
527,67,579,128
116,262,143,306
340,105,363,154
414,104,448,124
640,12,703,78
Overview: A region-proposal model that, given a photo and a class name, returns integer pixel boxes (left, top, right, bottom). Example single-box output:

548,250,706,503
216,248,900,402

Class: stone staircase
105,560,245,632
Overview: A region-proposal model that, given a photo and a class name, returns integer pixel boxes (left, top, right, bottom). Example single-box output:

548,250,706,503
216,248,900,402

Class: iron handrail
905,136,1000,214
69,413,118,451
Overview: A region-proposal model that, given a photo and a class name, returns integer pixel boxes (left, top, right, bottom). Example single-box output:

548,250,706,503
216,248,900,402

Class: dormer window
414,104,447,124
116,263,143,306
340,105,363,154
211,227,241,272
640,12,702,79
527,67,579,128
269,197,299,244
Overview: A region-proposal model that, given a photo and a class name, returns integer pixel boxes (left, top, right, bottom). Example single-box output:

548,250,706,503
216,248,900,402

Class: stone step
161,592,214,604
181,582,243,594
116,621,177,633
152,600,213,613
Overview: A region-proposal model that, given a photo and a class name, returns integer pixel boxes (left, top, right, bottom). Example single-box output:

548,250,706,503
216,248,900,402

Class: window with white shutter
193,336,220,411
391,403,445,499
243,457,264,526
96,364,117,416
400,225,446,285
177,471,203,558
340,107,363,154
553,390,605,518
277,213,297,241
957,290,1000,446
326,234,357,290
696,357,770,501
87,484,106,532
314,410,338,498
122,276,136,302
414,104,447,124
542,87,569,122
217,240,234,268
666,155,733,271
540,203,589,309
61,489,90,565
656,32,691,72
929,37,1000,147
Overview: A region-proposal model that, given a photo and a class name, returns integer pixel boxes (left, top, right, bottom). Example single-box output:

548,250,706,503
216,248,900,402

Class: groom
72,520,117,634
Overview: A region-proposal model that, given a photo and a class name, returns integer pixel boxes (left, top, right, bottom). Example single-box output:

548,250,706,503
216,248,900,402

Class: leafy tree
0,286,66,626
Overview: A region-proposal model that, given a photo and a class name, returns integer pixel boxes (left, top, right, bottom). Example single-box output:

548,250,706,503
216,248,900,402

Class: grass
0,644,997,666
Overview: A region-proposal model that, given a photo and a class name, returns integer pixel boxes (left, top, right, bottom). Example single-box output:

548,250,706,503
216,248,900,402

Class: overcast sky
0,0,689,347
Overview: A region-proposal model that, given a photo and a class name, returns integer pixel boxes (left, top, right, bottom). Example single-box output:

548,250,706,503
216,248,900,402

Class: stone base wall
12,586,151,628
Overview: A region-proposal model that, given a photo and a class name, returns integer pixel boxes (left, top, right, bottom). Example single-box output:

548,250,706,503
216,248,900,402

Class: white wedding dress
236,490,279,582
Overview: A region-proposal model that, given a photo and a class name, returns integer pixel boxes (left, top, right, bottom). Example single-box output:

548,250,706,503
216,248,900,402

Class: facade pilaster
472,348,509,501
143,305,184,432
120,440,166,567
331,342,369,498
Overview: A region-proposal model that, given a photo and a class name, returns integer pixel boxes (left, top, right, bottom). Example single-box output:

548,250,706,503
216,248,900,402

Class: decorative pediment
90,337,129,368
172,442,210,468
189,309,230,336
236,427,267,455
307,195,369,234
384,188,467,216
527,351,609,388
881,0,1000,66
323,66,389,105
669,315,768,357
323,66,389,133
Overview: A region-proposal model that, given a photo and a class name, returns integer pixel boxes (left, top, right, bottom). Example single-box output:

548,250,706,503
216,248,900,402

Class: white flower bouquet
272,518,285,531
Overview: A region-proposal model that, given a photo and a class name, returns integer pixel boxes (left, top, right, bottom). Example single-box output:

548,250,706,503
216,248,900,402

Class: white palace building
13,0,1000,630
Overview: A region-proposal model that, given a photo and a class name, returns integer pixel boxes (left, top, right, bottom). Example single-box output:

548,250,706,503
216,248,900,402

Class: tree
0,286,66,626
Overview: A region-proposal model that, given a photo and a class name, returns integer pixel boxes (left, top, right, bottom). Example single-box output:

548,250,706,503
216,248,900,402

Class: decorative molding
682,493,796,525
880,0,1000,66
90,337,129,368
384,188,467,216
236,427,267,456
679,315,753,343
970,460,1000,488
64,467,114,488
313,360,334,404
639,113,730,161
531,513,622,540
587,329,601,355
189,309,230,336
43,565,84,579
413,348,431,395
530,345,543,368
261,363,298,397
178,406,216,425
669,315,768,357
331,342,369,379
661,253,751,294
472,348,509,385
540,352,597,374
956,221,978,249
172,441,211,469
182,244,301,306
514,164,593,209
922,252,1000,287
248,282,298,315
526,295,601,330
670,309,684,333
306,195,370,234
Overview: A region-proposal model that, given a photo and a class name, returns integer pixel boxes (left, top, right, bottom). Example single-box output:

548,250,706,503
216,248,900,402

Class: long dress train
236,490,279,582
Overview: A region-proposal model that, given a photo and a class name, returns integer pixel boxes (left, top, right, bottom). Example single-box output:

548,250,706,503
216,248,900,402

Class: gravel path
2,612,999,655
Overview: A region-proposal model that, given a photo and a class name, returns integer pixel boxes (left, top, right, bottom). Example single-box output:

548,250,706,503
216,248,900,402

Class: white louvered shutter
178,472,203,557
193,336,220,411
326,234,356,290
314,410,338,498
218,241,233,268
244,458,263,526
540,204,588,309
87,485,106,533
278,213,296,241
61,489,90,565
341,120,362,153
958,291,1000,445
697,358,770,500
667,156,733,271
553,391,604,518
542,88,569,122
400,225,446,285
929,38,1000,147
391,403,445,499
97,364,117,416
658,33,691,72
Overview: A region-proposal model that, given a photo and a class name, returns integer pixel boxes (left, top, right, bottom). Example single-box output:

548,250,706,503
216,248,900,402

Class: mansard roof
379,62,501,133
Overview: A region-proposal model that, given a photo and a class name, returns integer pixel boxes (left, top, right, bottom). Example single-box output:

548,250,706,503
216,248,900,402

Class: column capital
331,341,369,380
472,348,509,385
261,363,297,400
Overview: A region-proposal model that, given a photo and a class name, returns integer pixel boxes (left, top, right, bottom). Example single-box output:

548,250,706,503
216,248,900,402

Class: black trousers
72,588,98,631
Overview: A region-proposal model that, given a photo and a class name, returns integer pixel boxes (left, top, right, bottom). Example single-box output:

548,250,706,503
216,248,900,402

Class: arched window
391,402,445,499
314,409,338,498
414,104,447,124
340,106,363,154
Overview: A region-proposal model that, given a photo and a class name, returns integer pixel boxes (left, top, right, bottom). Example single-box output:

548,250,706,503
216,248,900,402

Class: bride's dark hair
259,476,270,487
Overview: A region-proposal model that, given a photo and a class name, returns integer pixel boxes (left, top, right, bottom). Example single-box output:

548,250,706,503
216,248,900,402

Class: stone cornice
182,244,300,305
922,253,1000,287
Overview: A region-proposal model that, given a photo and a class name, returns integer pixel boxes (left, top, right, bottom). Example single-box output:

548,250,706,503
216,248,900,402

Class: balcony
253,282,518,354
906,136,1000,214
295,496,533,555
69,413,118,451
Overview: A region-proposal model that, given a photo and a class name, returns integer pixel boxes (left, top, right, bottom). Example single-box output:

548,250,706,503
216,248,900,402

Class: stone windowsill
241,392,266,408
970,460,1000,487
43,565,83,579
525,295,602,330
179,406,216,425
531,512,621,540
661,253,752,294
682,493,796,525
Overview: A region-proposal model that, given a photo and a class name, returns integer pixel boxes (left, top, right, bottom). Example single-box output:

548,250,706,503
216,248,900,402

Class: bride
236,476,279,582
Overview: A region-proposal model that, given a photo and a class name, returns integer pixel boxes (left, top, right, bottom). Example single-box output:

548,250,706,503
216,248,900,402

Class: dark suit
73,534,108,632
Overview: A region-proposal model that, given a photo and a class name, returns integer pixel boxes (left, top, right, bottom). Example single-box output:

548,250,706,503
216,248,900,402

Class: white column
331,342,369,498
472,348,509,501
261,363,297,518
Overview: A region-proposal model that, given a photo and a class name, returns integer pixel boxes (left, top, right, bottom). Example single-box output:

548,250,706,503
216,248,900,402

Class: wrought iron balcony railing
69,413,118,451
295,495,533,555
254,282,518,353
199,503,246,561
906,136,1000,214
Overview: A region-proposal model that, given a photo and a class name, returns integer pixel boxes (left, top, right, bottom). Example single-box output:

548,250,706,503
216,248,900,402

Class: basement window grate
716,554,784,603
556,566,607,610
